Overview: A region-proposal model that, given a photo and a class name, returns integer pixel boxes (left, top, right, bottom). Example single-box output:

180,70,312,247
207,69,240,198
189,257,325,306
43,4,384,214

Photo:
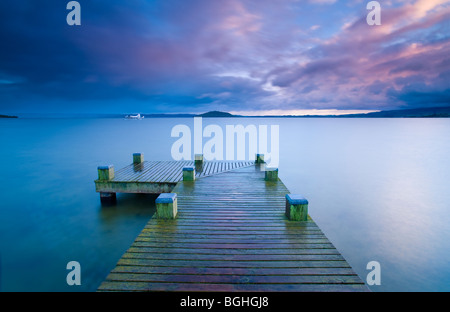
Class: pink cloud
263,0,450,110
70,0,450,111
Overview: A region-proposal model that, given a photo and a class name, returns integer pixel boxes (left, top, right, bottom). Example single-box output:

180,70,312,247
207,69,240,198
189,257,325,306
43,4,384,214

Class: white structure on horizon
125,113,144,120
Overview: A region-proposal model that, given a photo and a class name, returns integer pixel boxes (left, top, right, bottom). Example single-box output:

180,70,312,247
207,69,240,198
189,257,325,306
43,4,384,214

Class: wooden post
195,154,203,172
265,168,278,181
156,193,178,219
183,166,195,181
194,154,203,166
98,165,114,181
133,153,144,172
100,192,117,205
256,154,265,164
285,194,308,221
133,153,144,164
97,165,116,204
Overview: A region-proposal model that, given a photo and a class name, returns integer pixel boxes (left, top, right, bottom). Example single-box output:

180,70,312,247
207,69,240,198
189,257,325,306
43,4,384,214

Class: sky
0,0,449,115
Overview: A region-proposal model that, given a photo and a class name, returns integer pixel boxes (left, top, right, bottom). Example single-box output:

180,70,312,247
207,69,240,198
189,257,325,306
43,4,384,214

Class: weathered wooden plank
145,162,171,182
141,161,173,182
196,162,208,177
122,161,156,182
165,161,188,183
109,166,136,182
98,281,369,292
95,181,176,194
141,228,324,235
121,252,345,261
135,236,330,243
142,227,324,238
136,233,328,241
131,242,336,249
104,273,365,284
113,162,155,182
137,231,327,238
205,161,214,176
155,161,184,182
116,161,160,182
212,162,220,175
116,258,352,268
126,247,341,255
134,237,332,244
146,222,320,228
174,217,288,221
111,266,357,276
142,228,323,234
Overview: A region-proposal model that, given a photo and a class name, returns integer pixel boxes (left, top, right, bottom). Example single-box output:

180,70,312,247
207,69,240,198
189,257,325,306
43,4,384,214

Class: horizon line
5,108,381,117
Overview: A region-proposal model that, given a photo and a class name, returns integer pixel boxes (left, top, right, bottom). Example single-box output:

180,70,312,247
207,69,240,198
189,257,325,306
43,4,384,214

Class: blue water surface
0,118,449,291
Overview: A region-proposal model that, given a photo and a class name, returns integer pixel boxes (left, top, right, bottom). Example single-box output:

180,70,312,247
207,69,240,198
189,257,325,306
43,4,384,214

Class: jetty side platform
95,157,255,198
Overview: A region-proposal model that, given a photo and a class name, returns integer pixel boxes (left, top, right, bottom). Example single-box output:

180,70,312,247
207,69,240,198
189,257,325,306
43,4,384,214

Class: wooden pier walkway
98,162,368,292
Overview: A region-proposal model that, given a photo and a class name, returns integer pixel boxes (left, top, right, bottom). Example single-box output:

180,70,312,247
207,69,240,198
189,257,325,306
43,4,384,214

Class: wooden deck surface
98,165,368,292
112,160,255,183
95,160,255,194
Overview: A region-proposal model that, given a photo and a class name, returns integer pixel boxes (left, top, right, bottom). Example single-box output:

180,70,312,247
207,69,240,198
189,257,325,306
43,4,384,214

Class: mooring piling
155,193,178,219
98,165,114,181
265,167,279,181
255,153,265,164
97,165,116,204
133,153,144,164
182,166,195,181
285,194,309,221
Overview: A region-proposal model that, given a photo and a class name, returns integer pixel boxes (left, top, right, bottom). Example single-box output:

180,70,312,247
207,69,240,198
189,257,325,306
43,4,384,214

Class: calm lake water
0,117,449,292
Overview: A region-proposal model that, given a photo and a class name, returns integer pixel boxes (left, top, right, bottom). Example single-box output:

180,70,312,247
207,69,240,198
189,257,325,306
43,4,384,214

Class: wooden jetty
97,154,368,292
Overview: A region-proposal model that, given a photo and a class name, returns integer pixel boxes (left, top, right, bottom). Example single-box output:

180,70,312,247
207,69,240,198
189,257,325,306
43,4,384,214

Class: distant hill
197,111,236,117
139,111,236,118
190,107,450,118
142,111,237,118
143,113,195,118
0,114,18,118
340,106,450,118
217,106,450,118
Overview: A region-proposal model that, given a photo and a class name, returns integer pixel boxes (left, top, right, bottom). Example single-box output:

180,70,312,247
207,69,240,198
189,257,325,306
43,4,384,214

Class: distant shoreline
11,115,450,119
6,106,450,119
